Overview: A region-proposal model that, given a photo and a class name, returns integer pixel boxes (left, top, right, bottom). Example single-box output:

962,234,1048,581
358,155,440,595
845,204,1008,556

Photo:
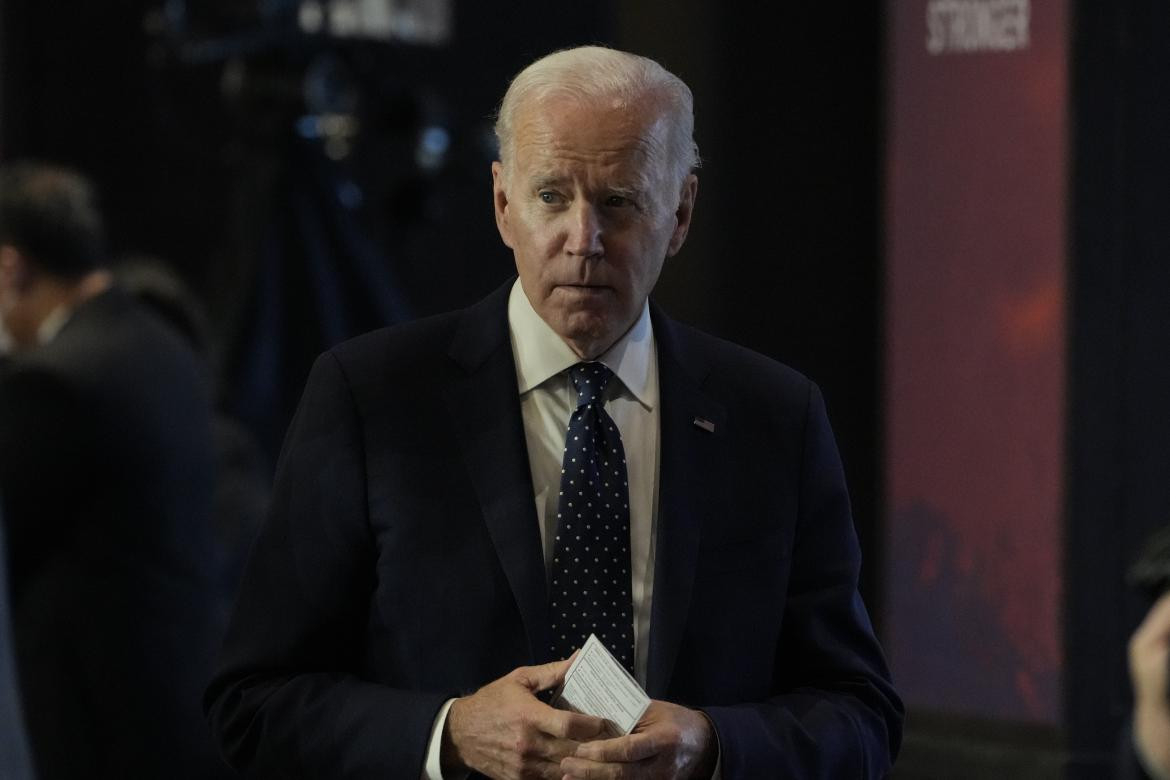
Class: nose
564,201,603,259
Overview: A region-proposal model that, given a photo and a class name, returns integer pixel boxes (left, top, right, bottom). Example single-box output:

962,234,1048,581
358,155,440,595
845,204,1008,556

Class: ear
666,174,698,257
0,245,29,290
491,161,515,249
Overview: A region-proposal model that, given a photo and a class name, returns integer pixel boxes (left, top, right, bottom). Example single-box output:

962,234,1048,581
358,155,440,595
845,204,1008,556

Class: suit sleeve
701,383,904,778
0,369,90,572
204,352,448,778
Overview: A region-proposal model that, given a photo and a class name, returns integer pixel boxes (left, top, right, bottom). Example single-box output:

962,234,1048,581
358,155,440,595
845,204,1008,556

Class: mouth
555,284,613,301
556,283,610,292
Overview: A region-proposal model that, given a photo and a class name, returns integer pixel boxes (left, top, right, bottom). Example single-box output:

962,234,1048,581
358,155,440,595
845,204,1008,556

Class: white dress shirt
508,280,661,683
422,280,661,779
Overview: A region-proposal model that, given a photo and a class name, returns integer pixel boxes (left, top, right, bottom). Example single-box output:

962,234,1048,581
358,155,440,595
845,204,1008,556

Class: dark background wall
618,4,887,610
1066,0,1170,776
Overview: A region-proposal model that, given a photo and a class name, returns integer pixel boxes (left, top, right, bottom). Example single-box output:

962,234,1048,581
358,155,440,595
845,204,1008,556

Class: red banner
883,0,1066,723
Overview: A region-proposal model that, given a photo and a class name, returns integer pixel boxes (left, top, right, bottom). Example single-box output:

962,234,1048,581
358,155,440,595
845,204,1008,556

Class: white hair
494,46,701,185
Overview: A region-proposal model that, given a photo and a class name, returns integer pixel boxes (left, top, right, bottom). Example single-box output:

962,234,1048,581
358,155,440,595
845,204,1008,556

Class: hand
559,700,717,779
1131,591,1170,778
442,657,608,780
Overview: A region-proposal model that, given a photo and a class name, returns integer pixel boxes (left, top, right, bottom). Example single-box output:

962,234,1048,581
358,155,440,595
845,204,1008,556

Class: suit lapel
443,282,551,667
646,309,727,699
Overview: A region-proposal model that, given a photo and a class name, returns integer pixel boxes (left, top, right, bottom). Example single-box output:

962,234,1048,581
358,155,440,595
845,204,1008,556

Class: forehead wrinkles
521,131,657,178
510,98,673,186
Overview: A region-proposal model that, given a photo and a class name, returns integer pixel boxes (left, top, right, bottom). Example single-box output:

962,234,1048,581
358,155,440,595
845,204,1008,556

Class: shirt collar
37,304,74,346
507,279,656,409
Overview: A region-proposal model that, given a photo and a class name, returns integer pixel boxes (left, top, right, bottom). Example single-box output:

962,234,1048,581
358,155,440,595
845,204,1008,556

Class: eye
538,191,563,205
604,195,632,208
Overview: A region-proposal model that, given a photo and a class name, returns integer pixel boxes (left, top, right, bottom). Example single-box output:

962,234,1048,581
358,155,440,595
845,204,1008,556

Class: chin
559,309,606,335
556,319,621,359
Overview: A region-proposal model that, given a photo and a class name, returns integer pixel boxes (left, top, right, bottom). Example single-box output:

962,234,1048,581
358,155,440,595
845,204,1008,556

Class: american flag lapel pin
692,417,716,433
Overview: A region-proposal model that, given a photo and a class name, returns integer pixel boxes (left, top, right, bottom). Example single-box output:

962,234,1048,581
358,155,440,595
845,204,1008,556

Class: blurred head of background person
0,162,111,352
1125,529,1170,779
1128,590,1170,779
0,160,230,778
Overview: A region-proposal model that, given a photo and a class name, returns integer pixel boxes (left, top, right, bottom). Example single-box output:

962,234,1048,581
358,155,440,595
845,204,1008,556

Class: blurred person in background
1124,526,1170,780
1128,590,1170,779
0,161,227,778
115,256,271,618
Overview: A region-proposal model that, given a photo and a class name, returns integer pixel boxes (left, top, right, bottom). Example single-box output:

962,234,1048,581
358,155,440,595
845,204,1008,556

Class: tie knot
568,362,613,408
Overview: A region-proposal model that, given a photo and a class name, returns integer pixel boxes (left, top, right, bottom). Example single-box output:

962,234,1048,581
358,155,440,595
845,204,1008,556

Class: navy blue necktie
549,362,636,674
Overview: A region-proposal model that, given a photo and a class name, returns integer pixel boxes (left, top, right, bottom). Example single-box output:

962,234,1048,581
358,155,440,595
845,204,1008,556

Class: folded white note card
550,633,651,736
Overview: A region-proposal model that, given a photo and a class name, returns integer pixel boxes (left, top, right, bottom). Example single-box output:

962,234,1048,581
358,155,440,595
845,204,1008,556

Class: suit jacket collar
9,287,131,371
645,302,727,698
50,286,127,340
443,281,727,695
444,281,553,666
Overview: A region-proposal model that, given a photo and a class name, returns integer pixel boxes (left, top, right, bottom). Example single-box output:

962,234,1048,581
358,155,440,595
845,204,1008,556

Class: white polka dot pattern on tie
548,362,635,674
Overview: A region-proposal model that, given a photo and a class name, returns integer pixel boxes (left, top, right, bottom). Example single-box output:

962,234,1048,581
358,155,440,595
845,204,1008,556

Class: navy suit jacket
207,281,903,777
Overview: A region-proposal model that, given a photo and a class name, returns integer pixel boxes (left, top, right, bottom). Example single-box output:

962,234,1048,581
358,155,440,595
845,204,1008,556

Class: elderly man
207,46,902,778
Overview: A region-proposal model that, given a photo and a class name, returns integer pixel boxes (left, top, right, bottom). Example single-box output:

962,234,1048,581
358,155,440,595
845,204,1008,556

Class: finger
507,732,587,779
521,733,589,763
574,732,659,763
516,655,576,693
560,755,622,779
531,701,607,741
541,735,585,761
522,741,589,780
534,758,577,780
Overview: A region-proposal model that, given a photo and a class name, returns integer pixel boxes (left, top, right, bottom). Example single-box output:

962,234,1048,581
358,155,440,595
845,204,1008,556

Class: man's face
0,245,32,352
492,96,697,359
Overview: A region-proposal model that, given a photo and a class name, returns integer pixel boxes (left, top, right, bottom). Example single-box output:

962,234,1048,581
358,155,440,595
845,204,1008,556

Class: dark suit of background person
207,47,902,779
0,162,227,779
114,257,272,623
0,510,35,780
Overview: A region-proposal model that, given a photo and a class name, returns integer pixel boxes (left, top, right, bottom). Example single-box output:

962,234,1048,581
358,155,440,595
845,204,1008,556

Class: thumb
517,652,578,693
